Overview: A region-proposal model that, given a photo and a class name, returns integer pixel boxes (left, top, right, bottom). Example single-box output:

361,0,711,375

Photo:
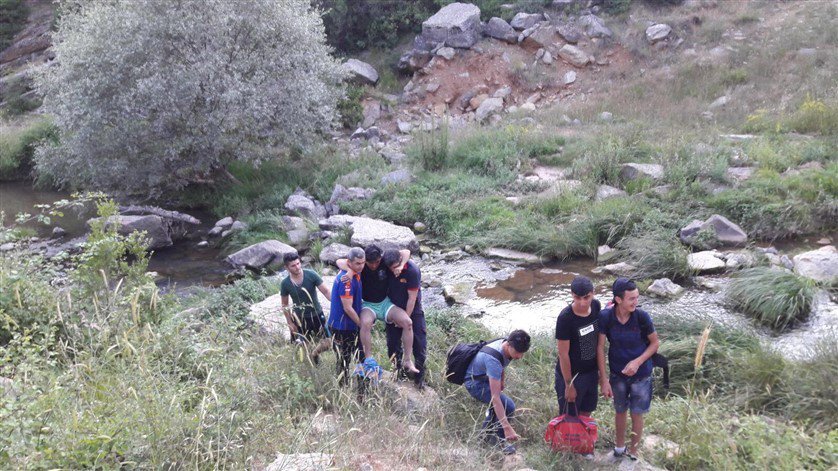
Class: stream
3,181,836,360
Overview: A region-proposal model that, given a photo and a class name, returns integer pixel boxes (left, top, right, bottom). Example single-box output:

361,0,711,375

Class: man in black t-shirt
555,276,602,419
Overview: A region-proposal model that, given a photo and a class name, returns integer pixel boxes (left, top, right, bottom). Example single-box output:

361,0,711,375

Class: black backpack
445,338,505,385
602,309,670,390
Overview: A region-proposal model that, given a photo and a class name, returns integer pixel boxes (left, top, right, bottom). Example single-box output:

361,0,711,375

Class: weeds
0,118,57,180
726,267,818,330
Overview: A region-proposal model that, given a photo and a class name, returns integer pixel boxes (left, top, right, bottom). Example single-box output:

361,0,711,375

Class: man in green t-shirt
280,252,332,362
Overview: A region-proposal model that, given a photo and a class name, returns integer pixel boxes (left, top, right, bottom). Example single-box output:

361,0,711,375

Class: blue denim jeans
464,378,516,441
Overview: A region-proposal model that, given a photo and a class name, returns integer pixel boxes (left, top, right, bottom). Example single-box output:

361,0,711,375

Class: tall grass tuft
726,267,817,330
617,230,692,281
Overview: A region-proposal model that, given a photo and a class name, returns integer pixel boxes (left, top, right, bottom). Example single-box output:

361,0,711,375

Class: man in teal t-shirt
280,252,331,362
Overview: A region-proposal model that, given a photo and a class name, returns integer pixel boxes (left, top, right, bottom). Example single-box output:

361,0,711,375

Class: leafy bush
0,75,41,117
337,84,365,129
0,118,56,180
787,95,838,135
316,0,436,52
36,0,345,197
726,267,818,330
410,118,449,172
0,0,28,51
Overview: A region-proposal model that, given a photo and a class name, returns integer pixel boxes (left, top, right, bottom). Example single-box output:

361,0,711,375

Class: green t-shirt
280,269,324,321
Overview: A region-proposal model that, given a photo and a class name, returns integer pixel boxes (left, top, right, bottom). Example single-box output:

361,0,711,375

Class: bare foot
403,359,420,374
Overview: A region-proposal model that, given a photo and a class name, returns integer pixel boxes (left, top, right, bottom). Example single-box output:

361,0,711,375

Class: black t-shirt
360,263,390,303
555,299,601,375
387,260,422,315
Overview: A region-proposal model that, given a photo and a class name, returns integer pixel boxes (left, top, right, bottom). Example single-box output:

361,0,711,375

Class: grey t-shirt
465,339,510,380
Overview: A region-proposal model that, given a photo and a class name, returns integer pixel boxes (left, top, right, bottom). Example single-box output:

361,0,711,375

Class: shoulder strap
479,345,504,364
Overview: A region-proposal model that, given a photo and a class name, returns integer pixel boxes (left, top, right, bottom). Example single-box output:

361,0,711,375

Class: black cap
612,277,637,298
570,276,594,296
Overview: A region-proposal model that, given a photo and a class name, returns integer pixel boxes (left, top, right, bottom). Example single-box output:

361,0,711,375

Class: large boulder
422,3,482,49
793,245,838,284
679,215,747,248
475,97,504,122
510,12,543,31
328,184,375,206
341,58,379,86
381,168,414,186
484,248,542,264
620,163,665,181
578,14,612,38
285,191,327,220
320,215,419,252
484,17,517,43
558,44,591,67
88,215,173,249
226,240,296,270
319,242,352,265
524,23,557,49
248,293,290,340
556,23,583,44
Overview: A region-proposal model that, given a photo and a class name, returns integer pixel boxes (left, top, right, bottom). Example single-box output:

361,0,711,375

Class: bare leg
359,309,376,360
629,413,644,455
615,411,628,449
387,307,419,373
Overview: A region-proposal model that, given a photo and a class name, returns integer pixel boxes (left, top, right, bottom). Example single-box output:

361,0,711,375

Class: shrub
0,75,41,117
787,95,838,136
726,267,818,330
0,119,56,180
316,0,436,52
36,0,345,197
337,85,365,129
0,0,28,51
410,118,450,172
568,130,656,185
618,230,692,281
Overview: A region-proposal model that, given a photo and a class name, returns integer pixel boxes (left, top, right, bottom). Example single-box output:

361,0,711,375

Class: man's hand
622,359,641,377
340,271,353,283
565,383,577,402
600,378,613,398
503,426,520,442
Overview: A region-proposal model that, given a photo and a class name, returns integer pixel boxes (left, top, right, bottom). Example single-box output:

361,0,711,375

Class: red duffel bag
544,402,598,454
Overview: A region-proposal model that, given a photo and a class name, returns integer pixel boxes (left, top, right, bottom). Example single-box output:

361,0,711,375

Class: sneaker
614,449,637,461
582,453,594,460
501,443,517,455
362,357,384,382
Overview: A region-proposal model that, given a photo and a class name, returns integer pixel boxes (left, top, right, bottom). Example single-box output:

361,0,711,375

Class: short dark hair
570,276,594,296
381,248,401,268
507,329,531,353
364,244,382,262
283,251,300,266
612,277,638,299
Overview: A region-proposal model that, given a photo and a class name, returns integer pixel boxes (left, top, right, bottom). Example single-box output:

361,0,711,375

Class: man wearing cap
555,276,602,420
598,278,660,461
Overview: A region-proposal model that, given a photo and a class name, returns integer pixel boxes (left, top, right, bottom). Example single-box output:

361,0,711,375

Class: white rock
688,251,726,273
563,70,577,85
558,44,590,67
793,245,838,284
647,278,684,298
483,247,542,263
437,46,456,60
596,184,627,200
645,24,672,43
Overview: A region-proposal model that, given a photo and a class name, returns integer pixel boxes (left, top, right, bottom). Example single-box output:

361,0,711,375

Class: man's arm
557,339,576,402
281,295,297,336
317,282,331,300
335,259,357,279
598,333,612,398
622,332,660,377
399,249,411,265
489,376,519,441
340,296,361,327
404,289,418,317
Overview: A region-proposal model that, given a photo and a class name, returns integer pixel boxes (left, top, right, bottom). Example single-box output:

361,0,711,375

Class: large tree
36,0,345,196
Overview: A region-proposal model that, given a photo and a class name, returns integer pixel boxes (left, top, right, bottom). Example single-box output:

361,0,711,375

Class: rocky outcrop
484,17,517,43
475,97,504,122
483,248,542,264
679,215,748,248
421,3,482,49
225,240,296,270
328,184,375,206
341,58,379,86
578,14,612,38
319,215,419,252
793,245,838,284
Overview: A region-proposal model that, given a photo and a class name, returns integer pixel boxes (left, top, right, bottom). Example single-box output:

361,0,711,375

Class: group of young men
280,245,427,389
280,246,658,459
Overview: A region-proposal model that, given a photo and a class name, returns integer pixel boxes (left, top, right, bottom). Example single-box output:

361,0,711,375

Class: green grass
726,267,818,330
617,229,692,281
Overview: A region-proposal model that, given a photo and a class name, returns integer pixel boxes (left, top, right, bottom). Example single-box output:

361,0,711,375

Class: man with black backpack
598,278,660,461
458,330,531,455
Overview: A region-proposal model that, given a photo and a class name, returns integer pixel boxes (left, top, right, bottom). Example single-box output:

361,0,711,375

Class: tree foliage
36,0,345,197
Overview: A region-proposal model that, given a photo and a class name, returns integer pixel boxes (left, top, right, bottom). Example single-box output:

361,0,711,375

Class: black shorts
555,365,599,414
293,313,327,341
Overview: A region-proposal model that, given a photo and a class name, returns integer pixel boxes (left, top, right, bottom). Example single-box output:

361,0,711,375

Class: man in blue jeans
464,330,531,455
598,278,660,460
